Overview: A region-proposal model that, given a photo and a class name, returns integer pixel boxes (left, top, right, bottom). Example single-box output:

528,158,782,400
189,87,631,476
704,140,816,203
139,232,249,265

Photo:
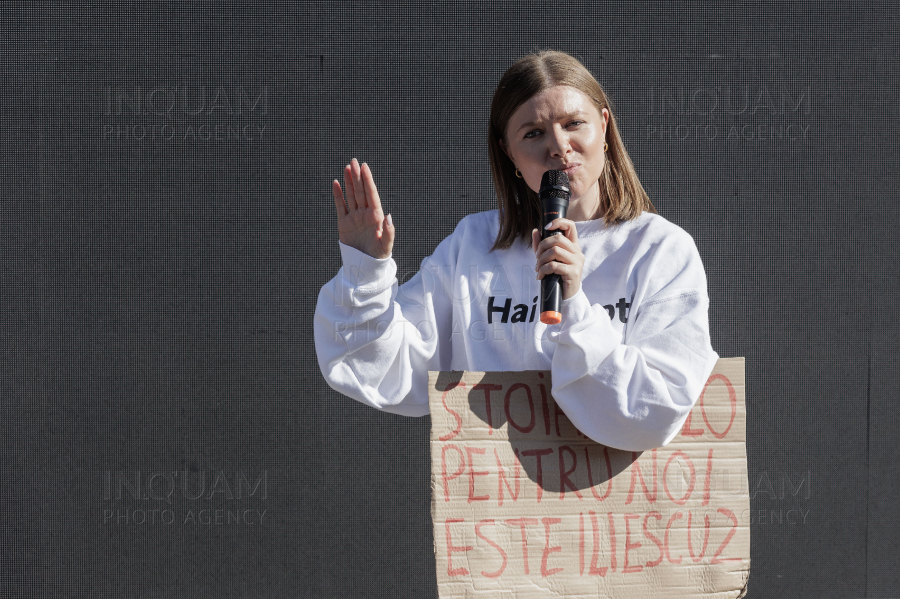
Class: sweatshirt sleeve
547,230,719,451
314,240,453,417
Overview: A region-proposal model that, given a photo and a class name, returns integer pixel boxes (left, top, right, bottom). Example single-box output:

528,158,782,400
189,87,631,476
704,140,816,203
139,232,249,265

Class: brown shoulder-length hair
489,50,655,250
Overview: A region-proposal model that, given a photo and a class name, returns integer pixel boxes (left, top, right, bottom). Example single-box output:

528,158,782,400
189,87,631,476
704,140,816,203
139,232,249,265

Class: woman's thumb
382,213,395,252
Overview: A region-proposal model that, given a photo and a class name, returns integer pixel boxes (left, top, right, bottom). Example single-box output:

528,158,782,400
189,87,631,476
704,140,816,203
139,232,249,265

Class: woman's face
503,85,610,221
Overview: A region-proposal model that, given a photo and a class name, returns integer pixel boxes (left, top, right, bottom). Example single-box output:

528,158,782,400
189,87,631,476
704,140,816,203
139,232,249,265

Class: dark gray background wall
1,2,897,598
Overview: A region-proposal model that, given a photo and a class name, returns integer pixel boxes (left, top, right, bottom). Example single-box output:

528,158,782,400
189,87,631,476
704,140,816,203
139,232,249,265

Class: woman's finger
543,218,579,242
343,163,358,212
537,232,578,259
332,179,347,216
380,212,395,255
537,244,578,269
350,158,368,210
360,162,381,213
536,258,578,279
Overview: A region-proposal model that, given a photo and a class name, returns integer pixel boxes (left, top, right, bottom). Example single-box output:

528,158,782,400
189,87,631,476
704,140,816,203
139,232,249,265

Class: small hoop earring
604,142,609,152
515,169,523,178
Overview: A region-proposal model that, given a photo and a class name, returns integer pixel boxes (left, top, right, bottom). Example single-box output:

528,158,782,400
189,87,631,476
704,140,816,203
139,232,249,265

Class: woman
315,51,718,451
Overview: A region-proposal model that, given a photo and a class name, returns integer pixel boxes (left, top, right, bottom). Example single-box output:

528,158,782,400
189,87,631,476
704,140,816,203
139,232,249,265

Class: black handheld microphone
539,170,571,325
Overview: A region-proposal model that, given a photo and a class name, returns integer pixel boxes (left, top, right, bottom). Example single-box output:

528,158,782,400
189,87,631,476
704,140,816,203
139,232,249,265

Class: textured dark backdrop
1,2,897,598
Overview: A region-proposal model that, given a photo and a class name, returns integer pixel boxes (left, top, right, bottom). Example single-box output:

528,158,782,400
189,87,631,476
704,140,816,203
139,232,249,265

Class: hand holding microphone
532,170,586,324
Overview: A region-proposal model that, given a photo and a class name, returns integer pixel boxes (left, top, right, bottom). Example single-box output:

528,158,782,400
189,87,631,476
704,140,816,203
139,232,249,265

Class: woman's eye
567,120,585,128
524,129,541,139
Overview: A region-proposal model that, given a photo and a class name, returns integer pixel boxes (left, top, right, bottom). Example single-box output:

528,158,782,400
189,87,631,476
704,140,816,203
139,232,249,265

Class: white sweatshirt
314,210,718,451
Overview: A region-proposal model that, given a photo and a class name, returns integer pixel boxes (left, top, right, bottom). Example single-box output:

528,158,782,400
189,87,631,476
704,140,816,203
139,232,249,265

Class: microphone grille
540,170,570,199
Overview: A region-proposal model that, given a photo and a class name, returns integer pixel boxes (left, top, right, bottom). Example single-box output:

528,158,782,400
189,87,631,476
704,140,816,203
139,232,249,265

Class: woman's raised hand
332,158,394,259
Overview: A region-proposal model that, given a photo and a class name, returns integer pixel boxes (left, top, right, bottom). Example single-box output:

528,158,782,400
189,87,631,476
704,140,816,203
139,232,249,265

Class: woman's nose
548,128,572,157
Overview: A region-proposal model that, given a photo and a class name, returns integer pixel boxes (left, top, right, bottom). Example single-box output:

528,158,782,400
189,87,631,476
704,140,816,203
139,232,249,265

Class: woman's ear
499,137,511,161
601,108,610,134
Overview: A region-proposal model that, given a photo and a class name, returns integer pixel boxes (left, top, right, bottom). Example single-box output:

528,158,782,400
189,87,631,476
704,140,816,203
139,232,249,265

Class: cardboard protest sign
429,357,749,598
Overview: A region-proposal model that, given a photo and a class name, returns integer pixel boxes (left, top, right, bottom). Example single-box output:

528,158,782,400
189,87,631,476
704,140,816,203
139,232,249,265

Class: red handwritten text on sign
429,359,749,598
